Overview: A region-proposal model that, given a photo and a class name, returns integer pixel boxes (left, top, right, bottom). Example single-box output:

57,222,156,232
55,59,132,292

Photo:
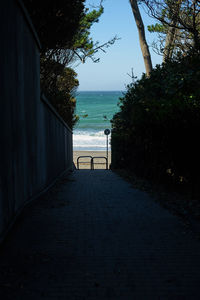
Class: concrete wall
0,0,73,239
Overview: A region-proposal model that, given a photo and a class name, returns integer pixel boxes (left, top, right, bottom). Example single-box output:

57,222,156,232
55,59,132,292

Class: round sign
104,129,110,135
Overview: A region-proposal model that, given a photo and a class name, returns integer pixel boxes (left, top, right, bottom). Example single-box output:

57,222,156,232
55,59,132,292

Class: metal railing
77,156,93,169
77,156,108,170
91,157,108,170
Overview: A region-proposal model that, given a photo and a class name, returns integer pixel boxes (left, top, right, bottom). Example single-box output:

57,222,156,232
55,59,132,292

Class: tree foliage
22,0,85,127
111,53,200,186
43,64,79,128
44,4,118,65
22,0,85,52
145,0,200,60
23,0,117,127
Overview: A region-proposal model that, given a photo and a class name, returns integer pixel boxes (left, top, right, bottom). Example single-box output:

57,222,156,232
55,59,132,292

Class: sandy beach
73,151,111,169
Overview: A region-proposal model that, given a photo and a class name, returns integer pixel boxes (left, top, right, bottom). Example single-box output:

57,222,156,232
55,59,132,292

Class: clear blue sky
75,0,162,91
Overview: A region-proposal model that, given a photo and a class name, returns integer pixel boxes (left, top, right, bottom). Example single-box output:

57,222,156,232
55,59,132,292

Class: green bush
111,54,200,185
41,62,79,128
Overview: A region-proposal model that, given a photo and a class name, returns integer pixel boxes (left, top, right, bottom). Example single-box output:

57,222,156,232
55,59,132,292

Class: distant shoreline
77,90,124,92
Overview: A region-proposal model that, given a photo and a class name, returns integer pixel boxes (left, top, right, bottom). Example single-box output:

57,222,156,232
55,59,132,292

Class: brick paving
0,170,200,299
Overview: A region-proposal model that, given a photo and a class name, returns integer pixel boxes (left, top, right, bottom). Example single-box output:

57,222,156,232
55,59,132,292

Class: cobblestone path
0,170,200,299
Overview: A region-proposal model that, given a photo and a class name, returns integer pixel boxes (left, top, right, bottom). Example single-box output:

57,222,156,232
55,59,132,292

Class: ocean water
73,91,123,151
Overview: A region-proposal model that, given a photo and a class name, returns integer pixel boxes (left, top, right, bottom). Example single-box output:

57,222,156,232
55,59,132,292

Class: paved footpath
0,170,200,299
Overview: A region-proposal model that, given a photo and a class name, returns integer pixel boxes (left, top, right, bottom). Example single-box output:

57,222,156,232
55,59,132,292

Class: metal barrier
77,156,109,170
77,156,93,170
91,157,108,170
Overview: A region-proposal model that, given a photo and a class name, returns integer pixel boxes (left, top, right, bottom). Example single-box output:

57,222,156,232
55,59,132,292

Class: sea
73,91,123,151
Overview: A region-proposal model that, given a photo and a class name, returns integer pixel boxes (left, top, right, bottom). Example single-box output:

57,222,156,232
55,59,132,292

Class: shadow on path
0,170,200,299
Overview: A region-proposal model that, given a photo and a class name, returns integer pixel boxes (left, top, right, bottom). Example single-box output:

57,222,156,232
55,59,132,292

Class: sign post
104,129,111,170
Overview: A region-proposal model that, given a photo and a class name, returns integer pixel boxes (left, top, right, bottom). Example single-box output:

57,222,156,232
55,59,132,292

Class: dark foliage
22,0,86,127
41,61,79,128
22,0,85,52
111,54,200,187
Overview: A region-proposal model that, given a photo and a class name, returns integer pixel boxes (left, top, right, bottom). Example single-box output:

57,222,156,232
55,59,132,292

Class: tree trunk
163,24,177,62
129,0,152,76
163,1,182,62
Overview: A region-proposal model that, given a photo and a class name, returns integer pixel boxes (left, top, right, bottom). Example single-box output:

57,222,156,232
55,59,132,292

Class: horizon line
77,90,125,92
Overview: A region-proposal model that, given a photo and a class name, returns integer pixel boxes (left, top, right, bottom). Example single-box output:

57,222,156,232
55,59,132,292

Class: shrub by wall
111,54,200,186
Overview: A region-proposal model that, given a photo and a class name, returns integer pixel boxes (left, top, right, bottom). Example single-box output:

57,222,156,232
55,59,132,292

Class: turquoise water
73,91,123,151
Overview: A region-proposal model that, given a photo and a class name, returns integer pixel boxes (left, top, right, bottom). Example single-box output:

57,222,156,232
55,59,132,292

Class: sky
74,0,163,91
